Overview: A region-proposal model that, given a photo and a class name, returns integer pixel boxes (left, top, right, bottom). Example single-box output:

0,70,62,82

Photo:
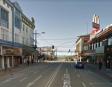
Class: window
26,27,28,32
100,42,102,46
22,37,25,44
7,4,10,8
95,43,97,48
102,39,108,46
3,0,5,5
92,44,94,50
98,42,100,47
15,34,19,42
108,37,112,45
1,28,8,40
15,16,21,29
1,8,9,28
15,9,21,29
23,24,25,31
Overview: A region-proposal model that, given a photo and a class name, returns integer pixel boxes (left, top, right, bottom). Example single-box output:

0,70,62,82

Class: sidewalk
86,63,112,81
0,64,28,77
0,62,43,77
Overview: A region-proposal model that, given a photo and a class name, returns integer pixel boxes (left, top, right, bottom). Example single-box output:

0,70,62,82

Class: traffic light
52,45,54,49
68,49,70,53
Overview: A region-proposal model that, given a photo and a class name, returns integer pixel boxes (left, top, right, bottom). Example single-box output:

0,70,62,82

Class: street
0,63,111,87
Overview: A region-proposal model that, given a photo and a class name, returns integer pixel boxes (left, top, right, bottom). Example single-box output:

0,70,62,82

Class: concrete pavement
86,63,112,81
0,62,111,87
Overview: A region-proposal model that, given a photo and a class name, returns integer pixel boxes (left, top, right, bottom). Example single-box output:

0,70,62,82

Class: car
75,61,84,69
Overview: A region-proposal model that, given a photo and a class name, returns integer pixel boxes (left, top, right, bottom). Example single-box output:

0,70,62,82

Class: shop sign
3,49,14,55
3,48,22,56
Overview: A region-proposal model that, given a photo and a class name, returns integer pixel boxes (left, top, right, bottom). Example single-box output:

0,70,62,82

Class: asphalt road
0,63,112,87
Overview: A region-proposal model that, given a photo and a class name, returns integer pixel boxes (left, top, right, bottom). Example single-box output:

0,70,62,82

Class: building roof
11,0,35,29
76,34,90,43
13,1,23,12
88,25,112,43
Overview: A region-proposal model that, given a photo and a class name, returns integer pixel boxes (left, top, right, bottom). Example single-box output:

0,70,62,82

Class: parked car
75,61,84,69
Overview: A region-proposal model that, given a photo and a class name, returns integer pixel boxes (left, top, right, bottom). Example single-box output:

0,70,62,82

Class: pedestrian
98,60,103,70
27,60,30,66
31,59,34,64
107,60,110,69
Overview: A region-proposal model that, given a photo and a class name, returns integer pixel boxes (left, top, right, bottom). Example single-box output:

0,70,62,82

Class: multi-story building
75,34,90,61
87,14,101,63
75,14,100,62
89,24,112,68
38,46,56,60
0,0,35,70
77,14,112,68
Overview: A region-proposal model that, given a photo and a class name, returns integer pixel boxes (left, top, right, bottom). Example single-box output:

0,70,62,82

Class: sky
11,0,112,55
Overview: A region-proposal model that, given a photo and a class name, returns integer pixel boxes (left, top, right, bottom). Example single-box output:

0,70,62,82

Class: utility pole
52,45,55,60
56,48,57,59
33,31,45,49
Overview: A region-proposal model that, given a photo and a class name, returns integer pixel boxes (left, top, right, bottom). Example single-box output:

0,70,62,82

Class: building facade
75,14,112,69
88,25,112,68
84,14,101,63
0,0,35,70
75,34,90,61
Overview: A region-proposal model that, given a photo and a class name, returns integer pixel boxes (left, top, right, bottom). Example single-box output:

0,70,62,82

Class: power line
38,37,78,41
37,35,76,50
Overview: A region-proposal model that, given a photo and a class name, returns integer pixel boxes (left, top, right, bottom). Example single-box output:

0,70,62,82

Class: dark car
75,61,84,69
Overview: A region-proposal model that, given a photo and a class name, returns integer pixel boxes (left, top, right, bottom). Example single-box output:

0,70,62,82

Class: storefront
105,45,112,69
0,46,22,70
22,45,35,63
95,46,105,64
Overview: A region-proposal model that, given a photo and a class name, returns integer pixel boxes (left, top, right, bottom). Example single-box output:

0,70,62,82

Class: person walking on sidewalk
27,59,30,66
31,59,34,64
98,60,103,70
107,60,110,69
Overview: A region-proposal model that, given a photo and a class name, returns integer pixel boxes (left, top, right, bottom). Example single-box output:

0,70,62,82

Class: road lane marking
89,82,112,85
0,76,17,86
82,82,87,87
26,75,42,87
20,77,27,82
63,68,71,87
45,64,62,87
2,78,14,83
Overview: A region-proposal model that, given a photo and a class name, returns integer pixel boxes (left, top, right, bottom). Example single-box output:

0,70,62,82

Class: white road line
2,78,14,83
63,68,71,87
26,75,42,87
82,82,87,87
45,64,62,87
0,76,16,85
20,77,27,82
89,82,112,85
